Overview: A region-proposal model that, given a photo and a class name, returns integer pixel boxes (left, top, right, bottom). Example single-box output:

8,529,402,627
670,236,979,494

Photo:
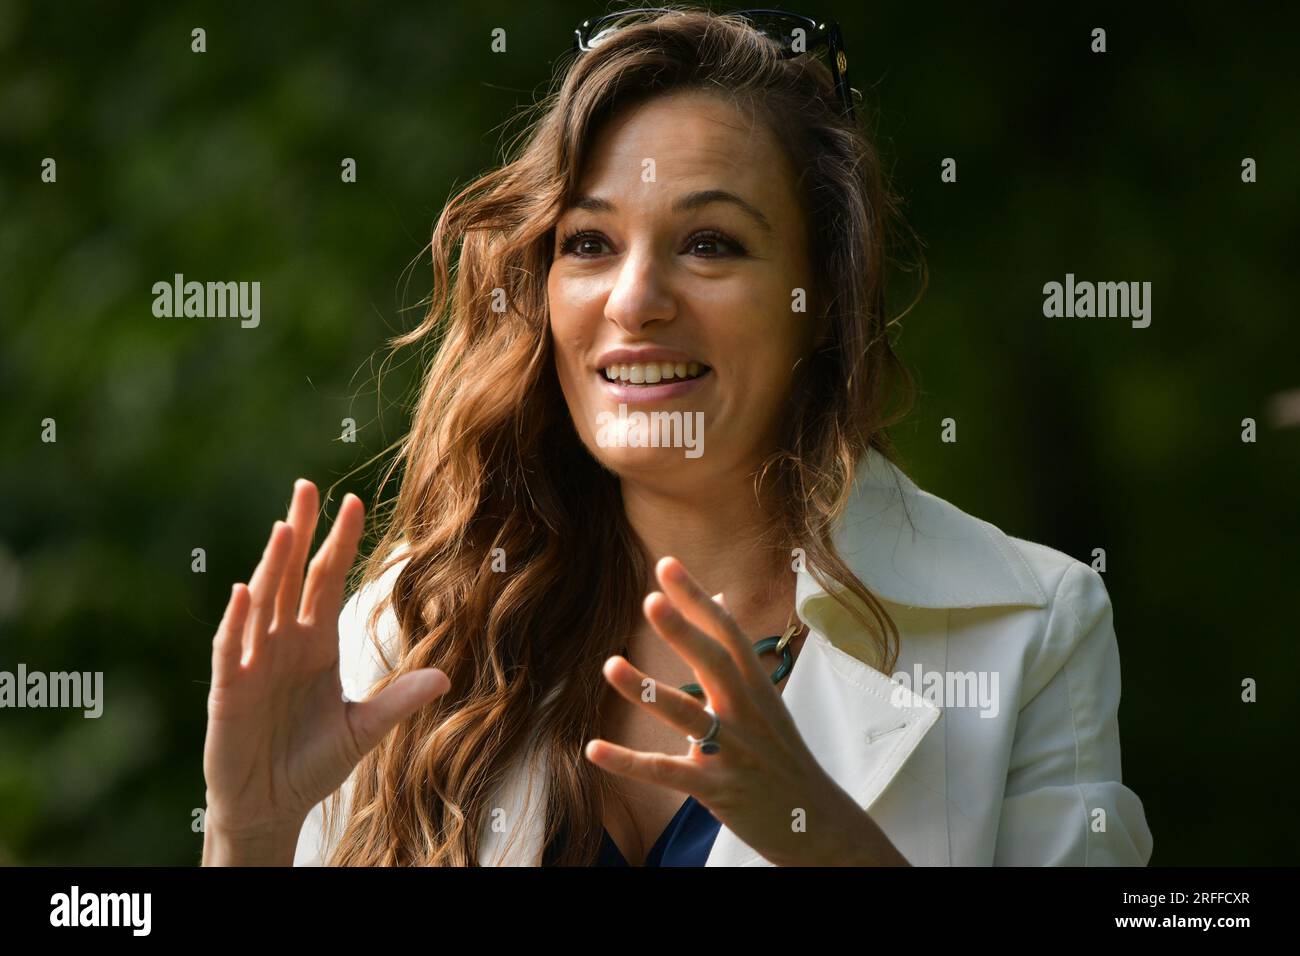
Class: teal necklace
620,613,804,700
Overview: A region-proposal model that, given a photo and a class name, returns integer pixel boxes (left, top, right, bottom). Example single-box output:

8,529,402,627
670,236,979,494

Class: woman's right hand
201,479,450,865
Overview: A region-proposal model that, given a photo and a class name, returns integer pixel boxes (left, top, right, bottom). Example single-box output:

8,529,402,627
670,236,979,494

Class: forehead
572,90,801,215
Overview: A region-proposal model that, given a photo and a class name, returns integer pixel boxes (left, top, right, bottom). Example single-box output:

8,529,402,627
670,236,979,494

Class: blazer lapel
704,626,943,866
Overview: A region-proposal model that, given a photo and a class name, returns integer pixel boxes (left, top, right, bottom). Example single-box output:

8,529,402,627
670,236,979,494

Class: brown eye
560,230,609,257
684,230,746,258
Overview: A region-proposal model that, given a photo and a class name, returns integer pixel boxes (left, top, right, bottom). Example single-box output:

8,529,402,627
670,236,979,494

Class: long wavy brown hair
325,5,926,866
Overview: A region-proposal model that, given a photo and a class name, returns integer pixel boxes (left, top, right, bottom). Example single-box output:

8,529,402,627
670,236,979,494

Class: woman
201,8,1153,866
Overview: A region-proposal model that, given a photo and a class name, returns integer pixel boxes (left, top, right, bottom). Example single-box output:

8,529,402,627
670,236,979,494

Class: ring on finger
686,702,723,756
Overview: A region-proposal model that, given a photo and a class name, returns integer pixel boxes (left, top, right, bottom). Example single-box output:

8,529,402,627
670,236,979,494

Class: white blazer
295,449,1153,866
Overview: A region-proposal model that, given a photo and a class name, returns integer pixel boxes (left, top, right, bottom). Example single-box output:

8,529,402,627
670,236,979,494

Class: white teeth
602,362,709,383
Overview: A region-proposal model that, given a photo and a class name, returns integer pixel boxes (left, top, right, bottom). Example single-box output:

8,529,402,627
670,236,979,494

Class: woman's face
547,89,815,487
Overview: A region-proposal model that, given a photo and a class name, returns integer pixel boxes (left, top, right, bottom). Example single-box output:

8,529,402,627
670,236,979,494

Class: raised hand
583,556,907,866
201,480,449,865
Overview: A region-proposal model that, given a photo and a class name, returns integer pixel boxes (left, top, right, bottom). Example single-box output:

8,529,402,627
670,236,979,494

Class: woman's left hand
584,555,909,866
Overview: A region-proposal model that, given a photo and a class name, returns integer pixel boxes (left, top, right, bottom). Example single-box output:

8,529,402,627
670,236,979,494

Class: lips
595,365,711,403
590,346,712,402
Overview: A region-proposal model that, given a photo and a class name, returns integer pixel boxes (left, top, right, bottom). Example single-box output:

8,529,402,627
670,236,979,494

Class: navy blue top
597,796,722,866
544,796,723,866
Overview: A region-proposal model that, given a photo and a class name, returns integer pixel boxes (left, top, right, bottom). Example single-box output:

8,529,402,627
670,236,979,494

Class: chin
588,444,703,478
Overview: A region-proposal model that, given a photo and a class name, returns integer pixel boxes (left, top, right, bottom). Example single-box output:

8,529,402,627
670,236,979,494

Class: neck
619,466,794,633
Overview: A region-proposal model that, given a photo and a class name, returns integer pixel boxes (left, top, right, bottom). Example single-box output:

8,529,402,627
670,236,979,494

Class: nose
604,243,676,334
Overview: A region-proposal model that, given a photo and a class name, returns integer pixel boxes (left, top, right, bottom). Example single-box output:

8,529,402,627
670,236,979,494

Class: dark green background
1,1,1296,865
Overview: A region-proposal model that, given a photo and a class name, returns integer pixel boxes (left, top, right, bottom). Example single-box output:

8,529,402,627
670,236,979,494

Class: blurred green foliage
0,1,1296,864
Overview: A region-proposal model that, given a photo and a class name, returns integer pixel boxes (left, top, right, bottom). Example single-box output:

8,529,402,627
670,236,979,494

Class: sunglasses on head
572,7,857,121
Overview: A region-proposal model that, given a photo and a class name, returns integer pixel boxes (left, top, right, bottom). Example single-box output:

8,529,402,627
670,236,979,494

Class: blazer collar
796,448,1049,619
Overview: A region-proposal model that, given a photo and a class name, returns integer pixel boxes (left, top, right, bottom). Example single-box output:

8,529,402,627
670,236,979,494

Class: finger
655,557,769,685
212,583,251,685
244,521,295,663
300,493,365,627
643,591,765,723
584,738,712,799
274,479,321,631
344,669,450,759
600,653,759,754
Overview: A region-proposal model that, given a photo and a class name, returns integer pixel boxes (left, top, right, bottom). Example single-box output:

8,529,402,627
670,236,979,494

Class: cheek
717,289,807,386
547,275,596,399
547,275,578,357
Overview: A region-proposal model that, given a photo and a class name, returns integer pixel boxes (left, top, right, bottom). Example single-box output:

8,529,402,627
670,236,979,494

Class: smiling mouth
599,361,711,385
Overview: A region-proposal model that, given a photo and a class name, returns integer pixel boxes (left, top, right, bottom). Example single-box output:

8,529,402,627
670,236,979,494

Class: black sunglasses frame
573,7,856,121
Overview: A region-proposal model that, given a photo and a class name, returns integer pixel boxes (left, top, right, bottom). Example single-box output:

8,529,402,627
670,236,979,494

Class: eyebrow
570,189,774,234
